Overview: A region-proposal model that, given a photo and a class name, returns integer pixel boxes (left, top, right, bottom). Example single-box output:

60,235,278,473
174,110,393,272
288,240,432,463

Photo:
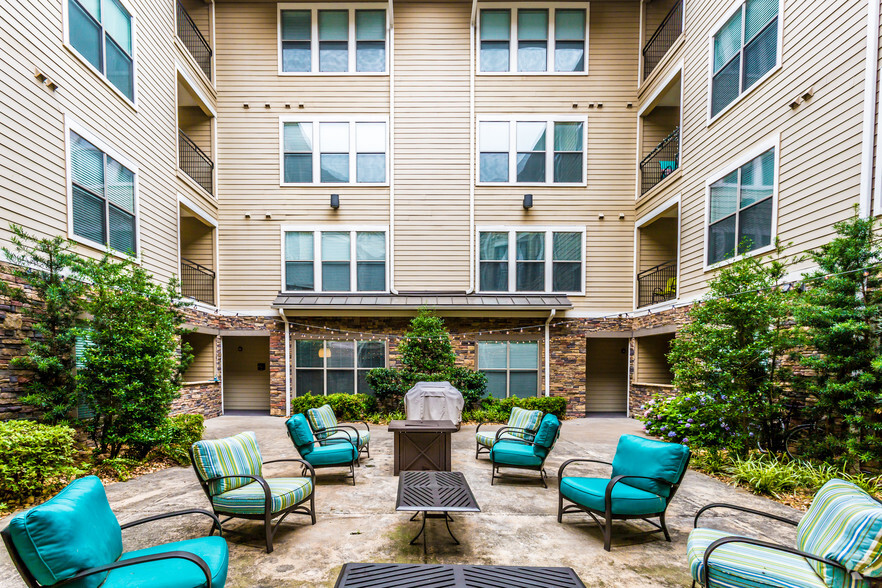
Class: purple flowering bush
639,392,749,453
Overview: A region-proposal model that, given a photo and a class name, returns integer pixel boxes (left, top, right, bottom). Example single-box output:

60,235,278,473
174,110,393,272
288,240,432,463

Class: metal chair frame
489,425,561,489
474,421,540,459
286,422,360,485
313,418,371,461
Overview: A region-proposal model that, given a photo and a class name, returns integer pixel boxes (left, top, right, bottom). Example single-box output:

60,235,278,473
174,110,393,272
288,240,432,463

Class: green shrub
95,457,141,482
290,393,379,421
463,396,567,422
0,420,81,503
640,392,744,452
153,414,205,465
690,448,729,475
728,454,882,499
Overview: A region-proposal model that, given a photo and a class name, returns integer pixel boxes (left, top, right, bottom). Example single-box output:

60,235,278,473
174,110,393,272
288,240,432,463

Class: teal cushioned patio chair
306,404,371,460
558,434,690,551
285,413,359,485
190,431,316,554
489,413,561,488
475,406,543,459
1,475,228,588
688,479,882,588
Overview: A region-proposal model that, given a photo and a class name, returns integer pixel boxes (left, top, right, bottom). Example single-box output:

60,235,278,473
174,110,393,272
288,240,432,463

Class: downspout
278,308,291,417
468,0,477,294
389,2,399,294
860,0,880,218
544,309,556,396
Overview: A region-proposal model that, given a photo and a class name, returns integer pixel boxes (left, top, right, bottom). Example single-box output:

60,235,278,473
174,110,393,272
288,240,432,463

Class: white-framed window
66,119,139,256
477,227,584,293
280,116,388,185
283,227,388,292
706,139,778,266
709,0,781,119
478,340,539,398
278,4,388,74
477,4,589,74
65,0,136,102
294,339,386,396
478,116,587,185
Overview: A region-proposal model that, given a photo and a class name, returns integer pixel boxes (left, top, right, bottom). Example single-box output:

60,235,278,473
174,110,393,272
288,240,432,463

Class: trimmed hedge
463,396,568,423
0,420,81,503
290,393,379,421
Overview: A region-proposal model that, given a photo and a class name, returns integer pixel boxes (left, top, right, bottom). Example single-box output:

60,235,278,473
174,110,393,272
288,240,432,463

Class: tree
790,212,882,469
77,256,192,458
0,225,86,423
666,242,793,453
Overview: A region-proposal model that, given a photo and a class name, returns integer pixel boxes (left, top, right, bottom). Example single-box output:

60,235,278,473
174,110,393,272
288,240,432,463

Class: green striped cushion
475,431,519,448
797,479,882,587
192,432,263,495
507,407,542,441
325,429,370,448
212,477,313,515
307,405,338,441
688,528,827,588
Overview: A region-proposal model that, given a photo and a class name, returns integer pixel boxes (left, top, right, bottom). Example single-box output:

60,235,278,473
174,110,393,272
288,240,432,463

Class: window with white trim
478,229,583,293
478,117,586,184
295,339,385,395
478,341,539,398
280,6,387,73
478,5,588,73
69,130,137,254
282,119,387,185
67,0,135,100
711,0,779,117
285,229,387,292
707,147,775,265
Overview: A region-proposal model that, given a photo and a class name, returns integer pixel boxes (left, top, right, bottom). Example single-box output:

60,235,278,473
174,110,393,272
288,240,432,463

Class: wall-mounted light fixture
330,194,340,209
523,194,533,209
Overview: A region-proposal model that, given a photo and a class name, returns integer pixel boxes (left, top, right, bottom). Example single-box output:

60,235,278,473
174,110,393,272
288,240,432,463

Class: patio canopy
272,293,572,312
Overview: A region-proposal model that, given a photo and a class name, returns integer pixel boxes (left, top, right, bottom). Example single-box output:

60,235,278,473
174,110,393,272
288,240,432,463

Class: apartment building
0,0,878,419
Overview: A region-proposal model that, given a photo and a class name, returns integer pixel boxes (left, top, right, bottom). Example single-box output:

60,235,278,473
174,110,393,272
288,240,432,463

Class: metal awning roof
272,293,572,311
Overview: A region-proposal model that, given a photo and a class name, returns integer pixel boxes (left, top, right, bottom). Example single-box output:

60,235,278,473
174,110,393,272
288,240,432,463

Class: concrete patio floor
0,416,802,587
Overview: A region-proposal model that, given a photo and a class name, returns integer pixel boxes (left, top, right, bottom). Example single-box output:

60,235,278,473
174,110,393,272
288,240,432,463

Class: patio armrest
693,503,800,529
701,536,849,588
55,550,213,588
558,458,613,479
340,420,370,431
313,431,359,451
494,426,535,442
204,473,273,513
317,424,361,440
605,475,670,506
263,458,317,479
120,509,221,532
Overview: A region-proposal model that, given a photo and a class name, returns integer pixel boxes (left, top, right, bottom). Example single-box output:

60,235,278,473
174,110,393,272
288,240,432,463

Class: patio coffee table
396,470,480,553
334,563,587,587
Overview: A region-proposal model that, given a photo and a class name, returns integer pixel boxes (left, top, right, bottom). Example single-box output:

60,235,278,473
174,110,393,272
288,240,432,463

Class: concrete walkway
0,417,802,587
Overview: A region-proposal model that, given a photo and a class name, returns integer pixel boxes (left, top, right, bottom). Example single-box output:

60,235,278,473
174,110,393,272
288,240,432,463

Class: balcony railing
181,258,215,305
176,1,212,80
637,260,677,308
642,0,683,80
640,126,679,196
179,129,213,195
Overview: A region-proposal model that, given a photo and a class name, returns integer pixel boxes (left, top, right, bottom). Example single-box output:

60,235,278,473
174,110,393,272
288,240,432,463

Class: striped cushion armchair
306,404,371,460
475,406,543,458
489,414,561,488
688,479,882,588
190,431,316,553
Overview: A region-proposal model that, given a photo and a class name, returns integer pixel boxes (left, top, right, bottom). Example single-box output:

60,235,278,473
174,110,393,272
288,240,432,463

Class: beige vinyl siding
183,332,216,382
179,105,212,153
676,0,867,301
635,332,674,384
585,337,628,412
638,216,677,271
643,0,680,46
0,0,181,281
180,216,214,269
222,336,270,411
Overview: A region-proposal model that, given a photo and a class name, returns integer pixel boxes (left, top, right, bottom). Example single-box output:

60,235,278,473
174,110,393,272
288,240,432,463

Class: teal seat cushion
286,414,317,455
533,414,561,450
325,428,371,449
560,477,666,516
192,432,263,495
106,536,229,588
5,475,122,588
688,528,827,588
797,479,882,587
212,477,314,515
611,435,689,498
305,440,358,466
306,405,338,441
490,440,544,467
507,407,542,441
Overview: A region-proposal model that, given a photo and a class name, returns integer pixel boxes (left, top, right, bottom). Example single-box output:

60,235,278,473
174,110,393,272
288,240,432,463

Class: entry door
585,338,628,414
222,336,271,412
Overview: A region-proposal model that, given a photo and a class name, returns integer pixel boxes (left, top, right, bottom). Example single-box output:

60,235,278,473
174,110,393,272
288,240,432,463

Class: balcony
642,0,683,81
179,129,213,195
181,258,215,305
640,127,679,196
176,1,212,80
637,260,677,308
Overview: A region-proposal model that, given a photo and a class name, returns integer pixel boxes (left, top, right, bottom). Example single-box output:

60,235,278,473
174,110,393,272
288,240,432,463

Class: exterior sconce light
523,194,533,209
330,194,340,209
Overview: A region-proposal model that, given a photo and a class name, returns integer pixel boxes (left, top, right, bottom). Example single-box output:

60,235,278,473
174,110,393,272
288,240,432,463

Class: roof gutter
467,0,477,294
278,308,291,417
544,308,555,397
860,0,880,217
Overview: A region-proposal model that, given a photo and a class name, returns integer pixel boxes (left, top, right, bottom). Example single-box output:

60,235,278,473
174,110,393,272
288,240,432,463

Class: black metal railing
640,127,679,195
176,1,212,79
637,260,677,308
642,0,683,80
179,129,213,195
181,258,215,305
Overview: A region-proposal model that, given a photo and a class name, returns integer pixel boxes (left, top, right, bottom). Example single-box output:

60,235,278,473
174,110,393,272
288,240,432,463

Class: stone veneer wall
629,383,676,417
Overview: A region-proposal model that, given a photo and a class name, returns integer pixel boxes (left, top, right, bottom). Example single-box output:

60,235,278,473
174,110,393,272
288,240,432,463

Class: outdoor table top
333,563,587,588
396,471,480,513
388,419,458,432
